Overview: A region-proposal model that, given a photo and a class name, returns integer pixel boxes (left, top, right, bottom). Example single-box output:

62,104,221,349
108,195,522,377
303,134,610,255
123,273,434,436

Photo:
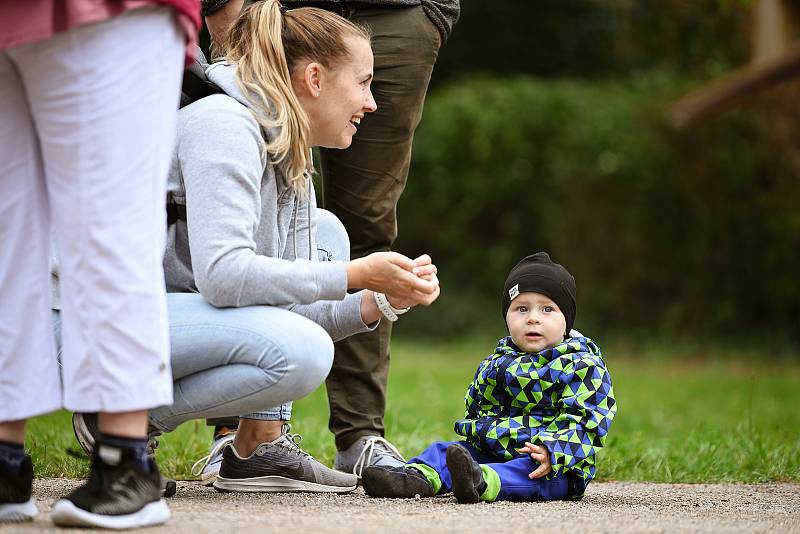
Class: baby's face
505,291,567,353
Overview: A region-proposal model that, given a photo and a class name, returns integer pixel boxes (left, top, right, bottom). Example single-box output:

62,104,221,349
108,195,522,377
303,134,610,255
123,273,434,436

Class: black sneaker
446,444,486,504
50,444,170,529
0,454,38,522
214,428,357,493
72,412,177,498
362,465,435,499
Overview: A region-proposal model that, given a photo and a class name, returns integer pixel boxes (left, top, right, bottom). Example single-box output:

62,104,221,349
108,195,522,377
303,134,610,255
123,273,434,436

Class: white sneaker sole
199,468,219,486
50,498,170,529
0,498,38,522
214,475,356,494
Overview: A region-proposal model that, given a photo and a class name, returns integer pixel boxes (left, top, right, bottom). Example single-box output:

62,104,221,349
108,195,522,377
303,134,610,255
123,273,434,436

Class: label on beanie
508,284,519,301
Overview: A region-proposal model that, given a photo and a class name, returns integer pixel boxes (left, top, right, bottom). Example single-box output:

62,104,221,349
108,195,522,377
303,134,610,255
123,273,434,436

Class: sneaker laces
190,432,236,477
352,436,406,478
272,423,314,460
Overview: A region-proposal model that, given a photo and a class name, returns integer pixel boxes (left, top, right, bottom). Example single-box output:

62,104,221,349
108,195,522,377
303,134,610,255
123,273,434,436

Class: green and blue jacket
454,335,617,499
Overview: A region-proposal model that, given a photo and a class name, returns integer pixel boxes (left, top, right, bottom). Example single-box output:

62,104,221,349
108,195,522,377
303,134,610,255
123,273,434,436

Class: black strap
166,203,187,225
179,55,221,108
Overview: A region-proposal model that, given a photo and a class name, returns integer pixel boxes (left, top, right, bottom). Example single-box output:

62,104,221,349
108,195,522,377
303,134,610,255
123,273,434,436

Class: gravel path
3,479,798,533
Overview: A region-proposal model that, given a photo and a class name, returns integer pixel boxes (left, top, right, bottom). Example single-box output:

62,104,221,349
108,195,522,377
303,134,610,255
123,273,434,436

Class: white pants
0,7,183,421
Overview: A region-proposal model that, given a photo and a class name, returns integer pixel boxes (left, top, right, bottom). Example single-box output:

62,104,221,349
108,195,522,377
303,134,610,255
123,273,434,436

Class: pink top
0,0,201,64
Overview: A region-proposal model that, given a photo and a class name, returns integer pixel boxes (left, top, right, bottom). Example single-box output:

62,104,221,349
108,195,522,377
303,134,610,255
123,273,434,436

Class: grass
25,337,800,483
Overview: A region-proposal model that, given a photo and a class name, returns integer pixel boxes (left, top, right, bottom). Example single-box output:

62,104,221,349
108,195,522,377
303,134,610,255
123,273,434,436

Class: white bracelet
373,292,409,322
387,296,410,315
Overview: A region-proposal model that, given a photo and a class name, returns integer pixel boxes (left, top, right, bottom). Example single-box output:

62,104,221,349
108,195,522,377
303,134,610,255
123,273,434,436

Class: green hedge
431,1,749,88
394,73,800,341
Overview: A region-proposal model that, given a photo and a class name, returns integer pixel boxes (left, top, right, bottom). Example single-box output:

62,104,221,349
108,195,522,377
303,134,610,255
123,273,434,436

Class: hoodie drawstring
307,175,312,261
291,172,313,261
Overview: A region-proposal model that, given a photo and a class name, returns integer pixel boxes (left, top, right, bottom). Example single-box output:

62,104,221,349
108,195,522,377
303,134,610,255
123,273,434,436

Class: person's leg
31,10,180,419
155,293,357,493
195,209,350,482
11,6,184,528
0,49,61,524
321,5,441,465
53,311,178,499
194,405,287,486
139,298,313,488
405,441,452,494
479,455,571,502
362,440,453,498
150,293,333,431
445,443,571,503
0,435,36,523
405,440,498,495
0,54,61,421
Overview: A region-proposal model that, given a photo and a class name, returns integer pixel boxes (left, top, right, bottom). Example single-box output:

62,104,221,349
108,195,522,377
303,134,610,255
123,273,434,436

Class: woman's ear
300,61,323,98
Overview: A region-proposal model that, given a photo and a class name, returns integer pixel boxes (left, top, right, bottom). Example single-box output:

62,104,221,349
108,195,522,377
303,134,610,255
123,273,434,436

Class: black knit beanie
501,252,577,334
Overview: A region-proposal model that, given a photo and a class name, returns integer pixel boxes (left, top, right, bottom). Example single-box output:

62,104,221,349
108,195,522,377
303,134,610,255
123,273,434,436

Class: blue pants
407,441,570,502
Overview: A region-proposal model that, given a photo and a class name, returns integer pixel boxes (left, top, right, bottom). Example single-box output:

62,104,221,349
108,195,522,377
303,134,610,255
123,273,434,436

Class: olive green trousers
320,4,441,450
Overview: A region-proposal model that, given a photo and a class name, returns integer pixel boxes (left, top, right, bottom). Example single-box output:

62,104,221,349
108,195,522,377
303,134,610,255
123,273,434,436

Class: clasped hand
348,252,440,309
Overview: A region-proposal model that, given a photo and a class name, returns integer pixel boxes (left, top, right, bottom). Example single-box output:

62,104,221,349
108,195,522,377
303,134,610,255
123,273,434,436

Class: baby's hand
516,442,552,479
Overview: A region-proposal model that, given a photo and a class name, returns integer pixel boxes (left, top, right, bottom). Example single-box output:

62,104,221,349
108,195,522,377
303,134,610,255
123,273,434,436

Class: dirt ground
3,479,798,533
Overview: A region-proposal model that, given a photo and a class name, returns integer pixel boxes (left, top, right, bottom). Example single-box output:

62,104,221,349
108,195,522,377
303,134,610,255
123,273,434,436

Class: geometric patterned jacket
453,335,617,499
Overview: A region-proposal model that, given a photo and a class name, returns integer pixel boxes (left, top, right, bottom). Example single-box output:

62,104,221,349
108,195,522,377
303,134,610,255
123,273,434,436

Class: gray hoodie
163,62,371,341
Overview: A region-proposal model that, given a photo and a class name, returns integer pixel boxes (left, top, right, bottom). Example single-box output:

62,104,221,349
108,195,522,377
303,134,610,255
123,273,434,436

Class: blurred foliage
430,0,750,88
202,1,796,343
394,73,800,342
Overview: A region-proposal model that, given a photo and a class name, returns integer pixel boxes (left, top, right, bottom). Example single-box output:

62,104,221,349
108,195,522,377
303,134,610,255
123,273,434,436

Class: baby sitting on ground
362,252,617,503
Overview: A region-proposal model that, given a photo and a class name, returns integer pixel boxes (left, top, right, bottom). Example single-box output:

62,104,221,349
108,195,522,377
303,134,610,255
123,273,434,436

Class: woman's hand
354,254,440,324
346,252,439,301
386,255,440,309
516,442,552,479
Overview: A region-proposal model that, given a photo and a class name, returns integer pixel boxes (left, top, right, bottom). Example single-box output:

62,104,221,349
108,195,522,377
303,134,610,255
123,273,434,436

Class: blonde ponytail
227,0,310,194
226,0,370,196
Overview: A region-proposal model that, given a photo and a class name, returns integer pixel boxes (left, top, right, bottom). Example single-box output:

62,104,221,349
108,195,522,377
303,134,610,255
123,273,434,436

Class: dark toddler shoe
446,444,487,504
0,454,38,522
50,444,170,529
72,412,176,498
362,466,435,498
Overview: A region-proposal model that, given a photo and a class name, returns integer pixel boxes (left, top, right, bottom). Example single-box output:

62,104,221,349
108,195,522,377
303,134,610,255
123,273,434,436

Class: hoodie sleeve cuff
313,260,349,301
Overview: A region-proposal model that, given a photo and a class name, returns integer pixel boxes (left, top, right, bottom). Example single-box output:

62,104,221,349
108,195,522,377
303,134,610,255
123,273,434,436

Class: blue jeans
53,209,349,432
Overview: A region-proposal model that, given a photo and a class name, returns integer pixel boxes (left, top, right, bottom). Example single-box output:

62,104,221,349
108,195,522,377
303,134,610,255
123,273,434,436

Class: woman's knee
315,209,350,262
278,320,334,397
168,300,333,398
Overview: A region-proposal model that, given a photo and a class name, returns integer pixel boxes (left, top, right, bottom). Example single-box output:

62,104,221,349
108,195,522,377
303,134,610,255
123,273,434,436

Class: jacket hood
206,60,284,148
206,60,312,260
206,61,250,108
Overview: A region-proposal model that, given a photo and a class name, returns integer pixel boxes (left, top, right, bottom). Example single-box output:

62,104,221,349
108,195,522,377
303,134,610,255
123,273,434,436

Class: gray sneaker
71,412,177,498
213,429,357,494
190,431,236,486
334,435,406,478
